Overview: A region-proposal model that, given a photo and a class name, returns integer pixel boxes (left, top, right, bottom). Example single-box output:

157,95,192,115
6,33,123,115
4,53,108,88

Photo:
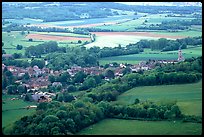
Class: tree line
137,18,202,31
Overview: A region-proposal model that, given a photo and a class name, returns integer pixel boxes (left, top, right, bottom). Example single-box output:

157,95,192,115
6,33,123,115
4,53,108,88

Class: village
2,56,182,103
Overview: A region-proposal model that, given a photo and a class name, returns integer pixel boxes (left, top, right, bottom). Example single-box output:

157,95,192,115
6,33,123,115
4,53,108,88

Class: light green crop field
2,31,89,54
116,80,202,116
99,47,202,65
85,35,158,48
153,30,202,37
77,118,202,135
2,95,37,128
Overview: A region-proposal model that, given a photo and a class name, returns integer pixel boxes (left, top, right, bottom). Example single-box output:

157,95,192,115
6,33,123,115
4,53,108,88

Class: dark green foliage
67,85,77,92
13,53,22,59
16,44,23,50
17,85,27,94
30,59,45,69
25,41,64,57
73,71,87,83
11,101,105,135
104,69,115,79
24,93,33,102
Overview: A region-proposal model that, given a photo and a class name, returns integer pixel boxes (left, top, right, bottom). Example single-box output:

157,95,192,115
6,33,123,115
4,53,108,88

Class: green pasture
2,94,37,128
99,47,202,65
153,30,202,37
116,80,202,116
77,118,202,135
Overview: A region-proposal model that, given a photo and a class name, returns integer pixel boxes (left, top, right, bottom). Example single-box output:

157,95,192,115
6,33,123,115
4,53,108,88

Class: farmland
2,31,91,54
77,119,202,135
99,47,202,65
86,30,201,48
2,2,202,135
116,80,202,116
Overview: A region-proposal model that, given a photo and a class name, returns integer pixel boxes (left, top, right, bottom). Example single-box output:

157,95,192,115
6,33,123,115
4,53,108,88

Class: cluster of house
3,59,179,102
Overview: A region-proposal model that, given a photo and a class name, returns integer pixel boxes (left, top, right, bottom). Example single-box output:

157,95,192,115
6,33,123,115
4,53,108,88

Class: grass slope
116,80,202,116
77,118,202,135
2,95,36,128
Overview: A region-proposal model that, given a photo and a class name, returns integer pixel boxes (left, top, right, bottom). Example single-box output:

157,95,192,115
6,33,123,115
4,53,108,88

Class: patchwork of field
2,31,91,54
116,80,202,116
86,32,187,48
94,13,198,31
77,118,202,135
99,47,202,65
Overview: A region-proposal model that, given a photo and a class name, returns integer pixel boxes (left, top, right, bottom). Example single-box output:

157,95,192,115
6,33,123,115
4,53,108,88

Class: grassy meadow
2,95,37,129
77,118,202,135
115,80,202,116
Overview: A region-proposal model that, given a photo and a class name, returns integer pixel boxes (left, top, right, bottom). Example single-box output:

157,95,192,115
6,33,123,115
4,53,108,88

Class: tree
58,72,71,83
23,72,30,80
67,85,77,92
122,67,131,75
2,49,6,54
104,69,115,79
17,85,27,94
63,93,75,102
28,38,33,42
31,59,45,69
82,77,97,90
2,41,4,47
42,115,59,124
24,93,33,101
49,75,55,83
56,110,67,119
13,53,22,59
2,76,7,89
16,44,23,50
78,40,82,44
7,85,17,94
134,98,140,104
73,71,86,83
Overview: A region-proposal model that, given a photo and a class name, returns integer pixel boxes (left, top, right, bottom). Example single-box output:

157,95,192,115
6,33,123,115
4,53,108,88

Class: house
33,65,42,77
52,82,62,87
31,93,52,102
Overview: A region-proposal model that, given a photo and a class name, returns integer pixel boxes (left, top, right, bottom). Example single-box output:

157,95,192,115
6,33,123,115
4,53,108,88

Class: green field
99,47,202,65
94,13,198,32
2,95,37,129
2,31,90,54
153,30,202,37
77,118,202,135
116,80,202,116
86,35,159,48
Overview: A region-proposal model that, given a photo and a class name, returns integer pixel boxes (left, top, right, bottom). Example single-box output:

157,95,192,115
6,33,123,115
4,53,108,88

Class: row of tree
131,36,202,51
25,41,66,57
138,19,202,30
